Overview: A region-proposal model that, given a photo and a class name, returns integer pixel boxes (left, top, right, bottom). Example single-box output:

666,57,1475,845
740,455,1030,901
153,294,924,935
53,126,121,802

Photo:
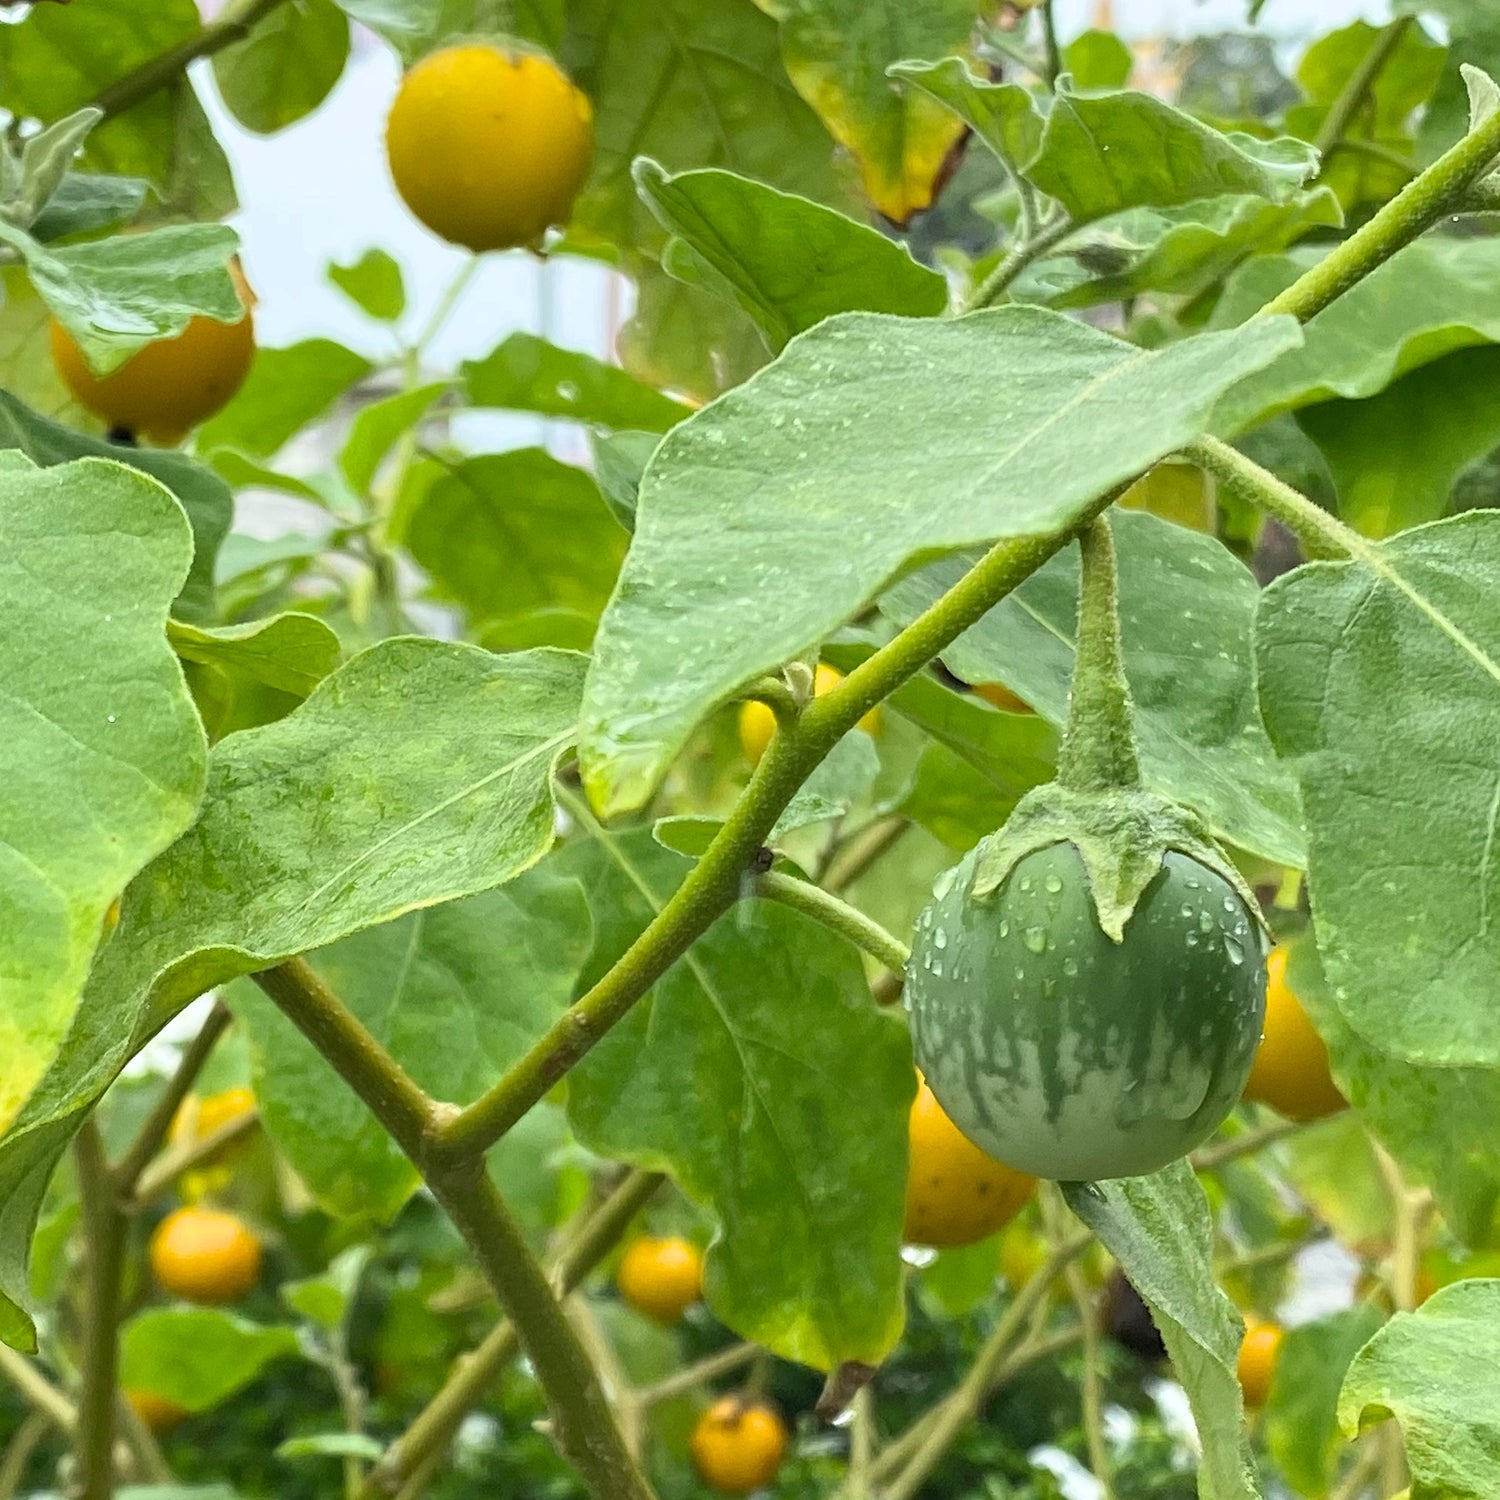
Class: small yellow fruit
904,1077,1035,1248
149,1207,262,1306
385,45,593,252
1237,1320,1284,1409
738,663,882,766
616,1235,703,1324
1243,947,1346,1122
50,262,255,445
973,681,1034,714
126,1389,189,1435
690,1395,788,1496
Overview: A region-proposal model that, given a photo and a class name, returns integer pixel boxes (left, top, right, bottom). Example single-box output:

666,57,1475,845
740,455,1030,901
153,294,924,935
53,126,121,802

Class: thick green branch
436,521,1102,1164
74,1119,128,1500
1266,81,1500,323
92,0,294,121
755,872,910,974
1313,17,1415,160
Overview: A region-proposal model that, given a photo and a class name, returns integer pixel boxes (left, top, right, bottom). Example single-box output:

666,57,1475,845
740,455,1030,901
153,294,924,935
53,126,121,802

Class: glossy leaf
0,644,584,1348
752,0,982,223
1257,512,1500,1066
463,332,690,432
234,866,591,1223
212,0,350,135
0,389,232,621
328,250,405,323
882,509,1304,865
581,308,1301,816
1063,1166,1259,1500
120,1310,298,1412
1339,1281,1500,1499
198,340,375,460
338,382,449,497
562,831,913,1370
406,450,627,629
0,458,205,1137
635,160,948,350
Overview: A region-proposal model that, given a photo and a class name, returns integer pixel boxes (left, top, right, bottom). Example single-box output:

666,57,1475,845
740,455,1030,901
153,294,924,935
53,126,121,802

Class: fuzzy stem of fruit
755,872,910,974
437,521,1104,1164
1263,75,1500,324
964,213,1076,313
254,961,659,1500
92,0,294,121
1056,514,1141,796
73,1118,128,1500
1313,18,1415,162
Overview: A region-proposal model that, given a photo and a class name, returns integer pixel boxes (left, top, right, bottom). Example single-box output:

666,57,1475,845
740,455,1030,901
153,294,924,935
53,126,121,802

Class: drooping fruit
690,1395,788,1496
149,1207,262,1305
616,1235,703,1323
385,44,593,252
908,839,1266,1181
903,1075,1034,1248
739,662,881,766
1242,946,1346,1121
1237,1319,1284,1408
50,262,255,445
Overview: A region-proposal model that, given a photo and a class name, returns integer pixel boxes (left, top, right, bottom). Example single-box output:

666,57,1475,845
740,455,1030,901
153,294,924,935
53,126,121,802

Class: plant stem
111,1002,231,1198
74,1119,128,1500
92,0,294,120
0,1346,76,1432
1039,0,1063,88
129,1108,260,1209
254,963,658,1500
1264,87,1500,323
824,818,910,894
754,873,910,974
436,520,1107,1164
0,1411,47,1500
631,1343,761,1409
879,1230,1093,1500
1057,515,1139,794
964,213,1075,313
1190,1114,1305,1172
847,1387,874,1498
1313,18,1415,161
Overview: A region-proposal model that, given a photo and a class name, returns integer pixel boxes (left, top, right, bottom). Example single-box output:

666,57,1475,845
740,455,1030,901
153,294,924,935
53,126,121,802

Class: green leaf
336,0,562,60
30,173,147,243
463,331,690,433
1212,238,1500,432
882,509,1304,866
234,865,591,1223
282,1247,371,1329
1287,938,1500,1247
0,644,584,1349
169,614,342,741
635,160,947,351
212,0,350,135
3,108,105,232
770,731,880,840
405,450,626,629
1063,29,1133,90
1265,1306,1387,1499
887,59,1042,174
198,340,375,460
277,1434,386,1462
0,457,205,1140
567,0,845,254
590,429,659,532
9,223,242,375
328,250,406,323
1256,512,1500,1066
0,389,232,622
899,741,1025,851
919,1236,1001,1320
1297,345,1500,538
120,1309,299,1411
562,830,913,1371
751,0,981,223
579,308,1301,818
1063,1166,1260,1500
1338,1280,1500,1499
338,382,449,496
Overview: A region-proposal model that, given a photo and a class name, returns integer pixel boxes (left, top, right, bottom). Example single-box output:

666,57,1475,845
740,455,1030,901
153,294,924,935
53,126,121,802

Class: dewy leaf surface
581,308,1302,816
561,831,913,1371
0,643,585,1349
882,510,1304,865
0,458,206,1138
1257,512,1500,1067
1064,1167,1260,1500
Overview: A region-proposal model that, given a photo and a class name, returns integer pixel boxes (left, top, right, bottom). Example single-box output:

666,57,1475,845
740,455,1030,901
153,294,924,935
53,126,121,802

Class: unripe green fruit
908,840,1266,1181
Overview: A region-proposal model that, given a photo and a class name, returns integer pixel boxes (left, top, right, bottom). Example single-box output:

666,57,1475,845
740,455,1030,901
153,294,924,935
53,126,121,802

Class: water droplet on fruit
998,920,1010,938
934,928,948,950
1199,911,1215,934
1024,926,1048,954
1062,957,1079,977
1223,935,1245,966
1019,877,1034,893
932,868,956,900
1044,874,1063,893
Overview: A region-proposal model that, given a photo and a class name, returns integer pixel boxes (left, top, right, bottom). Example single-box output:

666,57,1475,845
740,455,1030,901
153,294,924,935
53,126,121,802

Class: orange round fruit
616,1235,703,1324
690,1395,788,1496
974,681,1033,714
738,662,882,766
148,1207,262,1305
126,1388,188,1435
385,45,593,252
1237,1320,1284,1409
50,262,255,444
1242,947,1346,1122
904,1077,1035,1248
